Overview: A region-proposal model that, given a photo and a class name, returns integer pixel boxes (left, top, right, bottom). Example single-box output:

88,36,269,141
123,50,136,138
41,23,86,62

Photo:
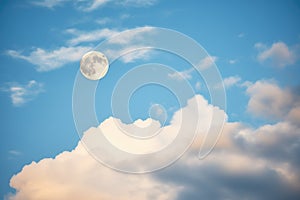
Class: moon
80,51,109,80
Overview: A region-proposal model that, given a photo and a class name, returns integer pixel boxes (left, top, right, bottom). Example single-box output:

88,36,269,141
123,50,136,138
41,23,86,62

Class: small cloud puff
1,80,44,106
255,42,298,68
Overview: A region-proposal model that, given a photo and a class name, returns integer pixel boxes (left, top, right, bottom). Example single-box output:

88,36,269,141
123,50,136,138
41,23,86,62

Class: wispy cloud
31,0,158,11
120,49,152,63
6,26,155,71
255,42,298,68
66,28,119,46
117,0,158,7
95,17,112,25
8,150,22,156
168,56,217,81
31,0,69,8
1,80,44,106
103,26,156,63
168,68,194,81
6,46,90,72
79,0,111,12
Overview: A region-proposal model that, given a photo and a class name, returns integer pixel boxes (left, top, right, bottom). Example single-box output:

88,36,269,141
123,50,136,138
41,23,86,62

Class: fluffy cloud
7,143,178,200
6,94,225,199
255,42,298,68
7,82,300,200
1,80,44,106
6,46,91,72
166,120,300,199
246,80,297,120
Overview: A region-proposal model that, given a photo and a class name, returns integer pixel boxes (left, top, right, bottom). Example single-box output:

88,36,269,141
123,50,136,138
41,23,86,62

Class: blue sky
1,0,300,199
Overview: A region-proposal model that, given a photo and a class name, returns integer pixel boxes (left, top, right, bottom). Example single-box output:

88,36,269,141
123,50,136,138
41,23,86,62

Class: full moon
80,51,109,80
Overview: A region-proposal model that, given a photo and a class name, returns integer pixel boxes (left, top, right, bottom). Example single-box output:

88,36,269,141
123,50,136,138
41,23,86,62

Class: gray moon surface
80,51,109,80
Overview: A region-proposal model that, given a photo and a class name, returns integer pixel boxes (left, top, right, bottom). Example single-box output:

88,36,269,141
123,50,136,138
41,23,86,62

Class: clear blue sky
1,0,300,199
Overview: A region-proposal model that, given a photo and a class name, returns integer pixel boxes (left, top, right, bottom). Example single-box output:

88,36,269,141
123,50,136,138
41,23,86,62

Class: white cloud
255,42,298,68
6,94,226,199
118,0,158,7
229,59,237,64
120,49,152,63
7,90,300,199
95,17,112,25
66,28,119,45
6,46,90,72
31,0,157,11
8,150,22,156
101,26,156,63
167,56,217,81
107,26,155,45
246,80,296,120
81,0,111,11
238,33,245,38
167,68,194,81
31,0,68,8
223,76,241,88
7,142,179,200
195,81,201,91
120,14,130,19
1,80,44,106
6,27,155,71
197,56,217,70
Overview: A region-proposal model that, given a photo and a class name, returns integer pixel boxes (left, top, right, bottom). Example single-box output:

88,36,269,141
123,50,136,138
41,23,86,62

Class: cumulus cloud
1,80,44,106
7,83,300,200
6,46,90,72
154,87,300,199
6,94,226,199
246,80,297,120
157,119,300,199
7,143,179,200
255,42,298,68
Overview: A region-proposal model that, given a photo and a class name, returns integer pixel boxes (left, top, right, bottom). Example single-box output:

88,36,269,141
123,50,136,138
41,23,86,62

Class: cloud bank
6,80,300,199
